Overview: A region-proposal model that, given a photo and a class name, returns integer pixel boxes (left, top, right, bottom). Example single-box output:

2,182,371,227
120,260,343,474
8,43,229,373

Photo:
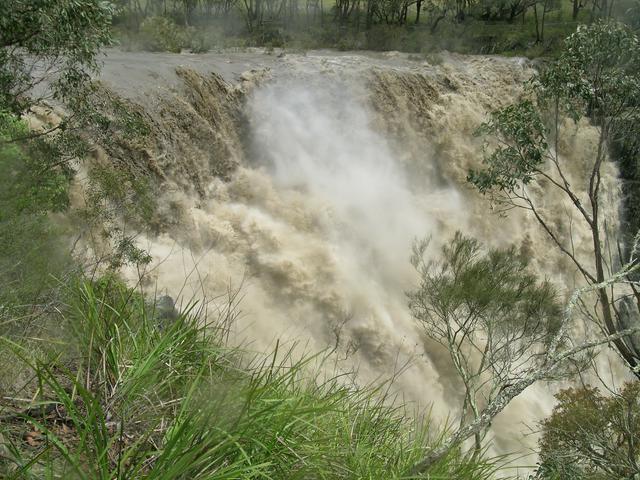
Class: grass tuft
1,278,497,479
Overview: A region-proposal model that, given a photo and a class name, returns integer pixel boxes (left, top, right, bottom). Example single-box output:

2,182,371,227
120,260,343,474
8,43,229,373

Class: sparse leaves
470,21,640,376
469,100,547,194
408,232,562,452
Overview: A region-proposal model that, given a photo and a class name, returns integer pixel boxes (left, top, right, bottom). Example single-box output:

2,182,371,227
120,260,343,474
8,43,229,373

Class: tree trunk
430,11,446,33
365,0,371,28
415,0,422,23
533,3,540,43
540,0,548,42
408,380,538,475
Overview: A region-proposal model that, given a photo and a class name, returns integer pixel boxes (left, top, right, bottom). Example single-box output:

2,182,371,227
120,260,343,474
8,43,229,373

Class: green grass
0,277,500,479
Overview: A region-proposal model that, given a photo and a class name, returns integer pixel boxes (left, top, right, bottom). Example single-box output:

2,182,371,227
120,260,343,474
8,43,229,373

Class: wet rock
155,295,178,329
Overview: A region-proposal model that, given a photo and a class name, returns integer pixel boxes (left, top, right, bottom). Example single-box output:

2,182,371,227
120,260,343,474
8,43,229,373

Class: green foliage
86,165,155,226
66,83,158,269
65,278,220,415
0,114,70,216
471,21,640,199
408,232,561,451
0,0,114,114
73,83,152,143
535,21,640,119
82,164,155,269
537,383,640,479
0,112,72,317
140,16,186,53
409,232,561,358
470,100,548,194
416,232,560,330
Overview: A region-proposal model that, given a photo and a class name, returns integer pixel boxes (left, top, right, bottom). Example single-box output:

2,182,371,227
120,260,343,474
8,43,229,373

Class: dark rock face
618,297,640,363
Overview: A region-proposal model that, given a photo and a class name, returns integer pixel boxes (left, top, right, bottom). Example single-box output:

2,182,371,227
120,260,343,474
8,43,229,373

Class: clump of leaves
470,100,547,193
139,16,185,53
83,164,155,269
0,0,114,114
0,111,73,318
537,382,640,479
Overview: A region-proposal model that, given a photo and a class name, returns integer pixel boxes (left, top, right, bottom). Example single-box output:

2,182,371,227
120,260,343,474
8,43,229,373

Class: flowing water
78,49,622,462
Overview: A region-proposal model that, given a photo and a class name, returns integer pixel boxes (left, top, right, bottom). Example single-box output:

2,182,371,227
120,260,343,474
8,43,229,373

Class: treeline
113,0,640,52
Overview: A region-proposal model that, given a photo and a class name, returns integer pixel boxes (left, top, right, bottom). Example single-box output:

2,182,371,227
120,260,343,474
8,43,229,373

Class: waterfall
80,50,620,460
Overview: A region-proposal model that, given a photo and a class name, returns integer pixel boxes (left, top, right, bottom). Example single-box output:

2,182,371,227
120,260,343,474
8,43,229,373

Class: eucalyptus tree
0,0,114,115
408,23,640,475
469,21,640,377
0,1,116,313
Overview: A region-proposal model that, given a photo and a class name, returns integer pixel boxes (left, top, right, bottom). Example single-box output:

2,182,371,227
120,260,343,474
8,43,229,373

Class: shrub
537,383,640,479
0,112,73,322
140,16,185,53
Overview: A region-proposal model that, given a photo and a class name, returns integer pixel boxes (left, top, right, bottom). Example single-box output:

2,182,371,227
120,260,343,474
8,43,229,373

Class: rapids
77,49,622,463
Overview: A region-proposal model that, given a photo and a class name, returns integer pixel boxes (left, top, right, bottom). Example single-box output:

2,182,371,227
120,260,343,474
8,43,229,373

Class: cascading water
82,50,622,464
